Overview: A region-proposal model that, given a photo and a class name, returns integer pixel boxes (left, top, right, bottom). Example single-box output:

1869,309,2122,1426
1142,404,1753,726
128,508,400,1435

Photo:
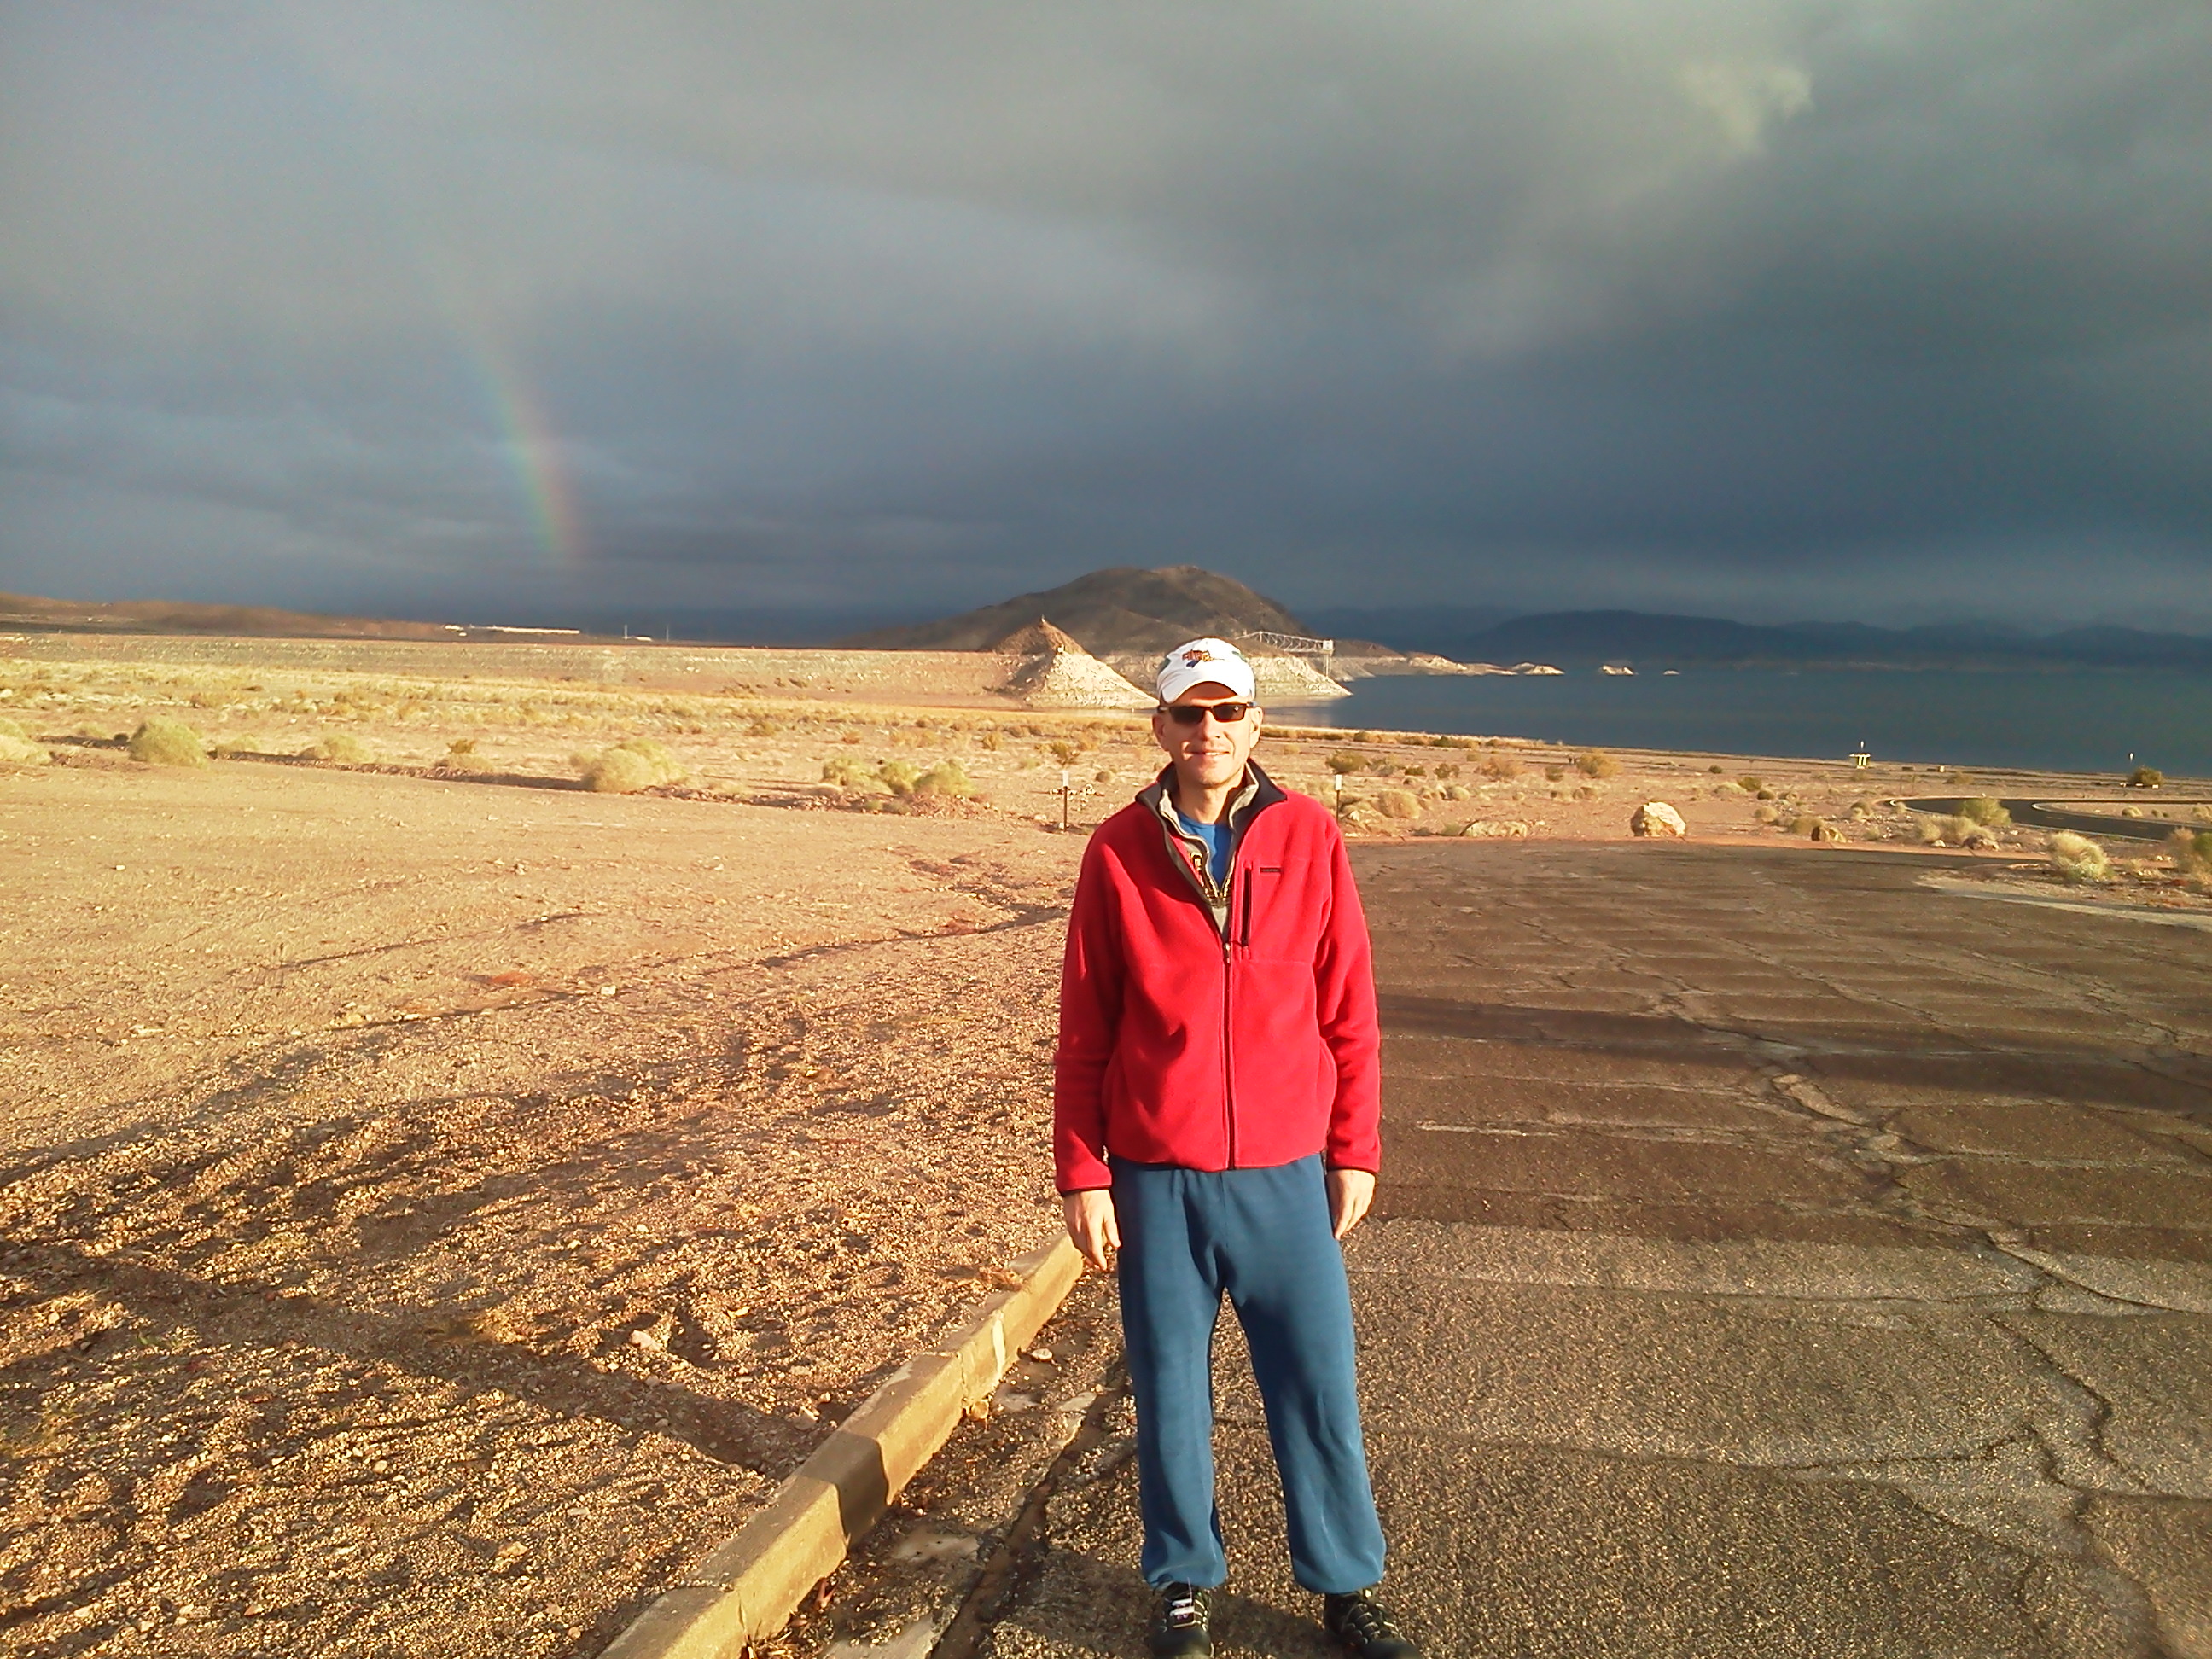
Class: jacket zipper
1222,865,1237,1168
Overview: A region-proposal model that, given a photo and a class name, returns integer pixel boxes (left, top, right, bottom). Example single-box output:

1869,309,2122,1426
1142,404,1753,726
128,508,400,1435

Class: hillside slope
839,565,1313,656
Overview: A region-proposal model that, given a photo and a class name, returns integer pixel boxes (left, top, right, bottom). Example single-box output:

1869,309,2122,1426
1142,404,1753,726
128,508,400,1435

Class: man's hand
1062,1189,1121,1272
1328,1167,1376,1240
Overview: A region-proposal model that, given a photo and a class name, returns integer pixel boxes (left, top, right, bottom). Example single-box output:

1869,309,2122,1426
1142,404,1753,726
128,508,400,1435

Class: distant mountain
0,590,476,640
837,565,1315,655
1302,603,1522,647
1435,610,2212,670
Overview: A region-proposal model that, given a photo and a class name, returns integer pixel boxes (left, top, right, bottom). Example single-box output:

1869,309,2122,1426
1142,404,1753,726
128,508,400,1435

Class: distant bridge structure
1236,631,1335,658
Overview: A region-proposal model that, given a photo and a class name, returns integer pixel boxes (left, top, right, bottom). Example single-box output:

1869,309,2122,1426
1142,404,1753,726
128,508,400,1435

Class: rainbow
256,18,591,568
463,331,591,568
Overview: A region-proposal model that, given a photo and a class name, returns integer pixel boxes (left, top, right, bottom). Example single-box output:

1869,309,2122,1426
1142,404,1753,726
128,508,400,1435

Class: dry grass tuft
2168,828,2212,882
914,759,975,800
1479,754,1522,781
128,717,208,767
577,737,686,794
1574,750,1620,779
2048,831,2110,883
2128,765,2163,789
1374,788,1420,819
304,733,373,765
877,759,921,796
0,715,49,767
1958,797,2011,828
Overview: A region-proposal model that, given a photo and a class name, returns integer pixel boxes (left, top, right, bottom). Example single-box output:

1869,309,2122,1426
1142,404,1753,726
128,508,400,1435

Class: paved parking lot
971,842,2212,1657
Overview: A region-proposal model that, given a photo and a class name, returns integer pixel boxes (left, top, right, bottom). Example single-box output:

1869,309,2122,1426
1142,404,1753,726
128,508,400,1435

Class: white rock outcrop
993,620,1154,708
1630,801,1687,838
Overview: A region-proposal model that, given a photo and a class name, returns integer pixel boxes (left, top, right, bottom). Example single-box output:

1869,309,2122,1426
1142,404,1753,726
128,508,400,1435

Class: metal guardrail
1236,631,1335,655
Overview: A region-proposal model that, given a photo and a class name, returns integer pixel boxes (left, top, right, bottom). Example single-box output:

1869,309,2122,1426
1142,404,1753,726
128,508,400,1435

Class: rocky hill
839,565,1314,656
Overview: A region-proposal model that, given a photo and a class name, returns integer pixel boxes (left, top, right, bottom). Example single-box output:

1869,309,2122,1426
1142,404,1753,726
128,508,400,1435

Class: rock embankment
992,621,1154,708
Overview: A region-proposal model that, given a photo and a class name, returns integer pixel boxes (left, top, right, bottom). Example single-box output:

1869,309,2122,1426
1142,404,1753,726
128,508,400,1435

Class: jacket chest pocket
1237,864,1287,951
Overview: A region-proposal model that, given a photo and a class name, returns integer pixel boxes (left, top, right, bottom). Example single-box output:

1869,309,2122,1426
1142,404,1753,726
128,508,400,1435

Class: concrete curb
599,1236,1086,1659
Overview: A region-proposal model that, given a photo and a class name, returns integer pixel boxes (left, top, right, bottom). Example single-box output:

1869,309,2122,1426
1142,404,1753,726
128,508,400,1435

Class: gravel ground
0,756,1078,1658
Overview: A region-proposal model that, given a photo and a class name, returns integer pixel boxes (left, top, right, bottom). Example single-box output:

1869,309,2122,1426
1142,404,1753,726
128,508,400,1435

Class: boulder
1629,801,1687,838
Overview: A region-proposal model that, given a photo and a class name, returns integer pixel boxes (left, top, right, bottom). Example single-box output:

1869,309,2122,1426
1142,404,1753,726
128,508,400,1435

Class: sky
3,1,2209,636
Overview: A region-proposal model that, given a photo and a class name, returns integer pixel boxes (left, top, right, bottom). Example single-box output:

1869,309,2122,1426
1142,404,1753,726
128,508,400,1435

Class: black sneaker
1149,1581,1213,1656
1323,1588,1419,1657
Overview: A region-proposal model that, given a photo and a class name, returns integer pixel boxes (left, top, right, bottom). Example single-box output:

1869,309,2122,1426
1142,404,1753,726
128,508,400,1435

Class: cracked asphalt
965,841,2212,1658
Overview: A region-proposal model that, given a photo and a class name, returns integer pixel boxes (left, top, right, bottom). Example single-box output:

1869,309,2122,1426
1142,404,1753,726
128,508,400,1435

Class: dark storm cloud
2,1,2209,629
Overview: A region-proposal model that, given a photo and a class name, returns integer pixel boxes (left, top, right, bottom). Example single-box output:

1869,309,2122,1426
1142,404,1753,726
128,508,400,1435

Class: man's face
1151,680,1263,792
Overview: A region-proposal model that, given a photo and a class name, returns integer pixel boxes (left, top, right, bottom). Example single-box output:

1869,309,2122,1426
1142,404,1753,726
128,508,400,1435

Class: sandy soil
0,753,1084,1657
1,641,2203,1659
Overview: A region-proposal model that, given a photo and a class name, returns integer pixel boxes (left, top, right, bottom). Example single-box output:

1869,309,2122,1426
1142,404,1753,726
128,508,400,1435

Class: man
1055,637,1419,1658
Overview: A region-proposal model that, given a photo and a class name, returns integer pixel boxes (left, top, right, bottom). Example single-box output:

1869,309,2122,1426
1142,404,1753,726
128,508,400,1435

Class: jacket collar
1137,760,1287,917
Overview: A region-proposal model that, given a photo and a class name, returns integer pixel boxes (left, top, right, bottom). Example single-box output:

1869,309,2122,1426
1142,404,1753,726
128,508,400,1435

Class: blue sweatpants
1111,1154,1387,1594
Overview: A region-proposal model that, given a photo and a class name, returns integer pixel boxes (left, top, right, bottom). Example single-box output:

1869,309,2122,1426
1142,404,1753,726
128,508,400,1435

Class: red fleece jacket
1052,765,1382,1192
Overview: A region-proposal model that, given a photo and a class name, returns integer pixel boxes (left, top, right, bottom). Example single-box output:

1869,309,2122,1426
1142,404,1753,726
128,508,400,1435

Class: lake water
1272,668,2212,780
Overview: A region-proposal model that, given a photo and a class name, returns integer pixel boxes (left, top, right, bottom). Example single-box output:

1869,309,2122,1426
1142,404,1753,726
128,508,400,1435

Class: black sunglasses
1159,701,1254,725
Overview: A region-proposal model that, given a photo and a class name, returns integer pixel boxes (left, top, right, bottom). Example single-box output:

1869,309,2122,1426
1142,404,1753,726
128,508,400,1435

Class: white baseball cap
1155,637,1257,703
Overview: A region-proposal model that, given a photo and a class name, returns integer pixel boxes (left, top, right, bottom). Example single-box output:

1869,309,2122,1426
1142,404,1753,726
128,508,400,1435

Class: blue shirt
1174,808,1233,886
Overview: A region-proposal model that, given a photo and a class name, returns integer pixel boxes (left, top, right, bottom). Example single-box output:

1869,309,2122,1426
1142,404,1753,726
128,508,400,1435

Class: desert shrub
1431,762,1458,780
1480,754,1522,781
1441,783,1470,800
445,737,478,759
1755,804,1780,824
1958,797,2011,828
1094,768,1114,783
129,717,207,767
1326,753,1364,775
1374,788,1420,819
2128,765,2163,789
1708,764,1726,774
2047,831,2110,883
1544,765,1565,783
822,756,882,790
1755,789,1775,800
979,731,1004,751
1355,731,1379,744
877,759,921,796
579,748,658,794
1574,750,1619,779
1958,822,1998,849
1402,765,1426,777
1788,815,1821,836
1713,779,1747,796
304,733,372,765
578,737,685,794
2168,828,2212,877
1046,739,1081,764
914,760,975,799
1913,813,1947,845
748,718,780,737
1737,775,1764,793
0,723,49,766
211,736,260,759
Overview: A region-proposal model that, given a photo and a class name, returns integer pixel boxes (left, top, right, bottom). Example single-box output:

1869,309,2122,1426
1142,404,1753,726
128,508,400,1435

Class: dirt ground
1,642,2205,1659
